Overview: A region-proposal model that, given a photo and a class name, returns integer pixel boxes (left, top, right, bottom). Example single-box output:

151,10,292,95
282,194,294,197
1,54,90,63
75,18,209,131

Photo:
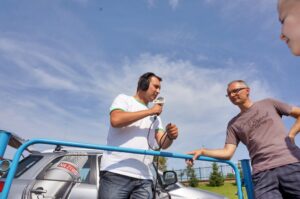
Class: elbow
223,153,233,160
218,156,231,161
223,156,231,160
110,118,123,128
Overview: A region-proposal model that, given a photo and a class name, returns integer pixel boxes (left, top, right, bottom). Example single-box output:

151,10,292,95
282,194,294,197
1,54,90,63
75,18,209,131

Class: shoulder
259,98,287,104
257,98,292,114
110,94,132,110
114,94,131,101
260,98,291,107
253,98,283,107
227,113,241,128
255,98,273,104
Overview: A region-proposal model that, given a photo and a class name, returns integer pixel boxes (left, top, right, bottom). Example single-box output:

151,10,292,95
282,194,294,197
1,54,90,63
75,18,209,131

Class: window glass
2,155,43,178
37,155,92,184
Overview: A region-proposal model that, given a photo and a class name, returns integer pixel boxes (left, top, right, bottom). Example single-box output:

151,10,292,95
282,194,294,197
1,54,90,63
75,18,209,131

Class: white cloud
32,68,78,91
169,0,180,10
147,0,180,10
149,28,196,46
0,38,274,166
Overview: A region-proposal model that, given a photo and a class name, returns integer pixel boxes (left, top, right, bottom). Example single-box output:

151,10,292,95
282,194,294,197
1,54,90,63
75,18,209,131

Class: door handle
31,187,47,194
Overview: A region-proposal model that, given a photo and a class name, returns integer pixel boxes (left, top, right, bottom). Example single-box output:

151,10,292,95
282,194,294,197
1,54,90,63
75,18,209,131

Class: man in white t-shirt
99,72,179,199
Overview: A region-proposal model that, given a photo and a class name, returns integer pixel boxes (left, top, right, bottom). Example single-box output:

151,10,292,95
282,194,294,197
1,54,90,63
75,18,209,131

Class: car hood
169,186,227,199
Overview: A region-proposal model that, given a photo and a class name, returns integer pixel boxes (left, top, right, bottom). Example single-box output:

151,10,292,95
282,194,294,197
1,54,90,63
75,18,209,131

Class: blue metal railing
0,131,11,157
0,138,245,199
241,159,254,199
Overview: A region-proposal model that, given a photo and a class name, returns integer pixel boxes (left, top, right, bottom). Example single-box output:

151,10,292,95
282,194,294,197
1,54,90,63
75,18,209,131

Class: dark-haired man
187,80,300,198
99,72,178,199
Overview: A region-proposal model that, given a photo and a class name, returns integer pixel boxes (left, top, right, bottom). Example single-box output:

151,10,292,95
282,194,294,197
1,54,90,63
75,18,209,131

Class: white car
0,147,227,199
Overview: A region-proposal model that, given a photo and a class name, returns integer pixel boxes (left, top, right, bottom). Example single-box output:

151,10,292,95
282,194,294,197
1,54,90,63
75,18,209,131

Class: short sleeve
268,98,292,116
110,94,129,113
154,116,164,132
225,125,239,146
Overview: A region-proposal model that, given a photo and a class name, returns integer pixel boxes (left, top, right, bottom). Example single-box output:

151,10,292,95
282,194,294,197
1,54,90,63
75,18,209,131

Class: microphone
153,97,165,120
153,96,165,105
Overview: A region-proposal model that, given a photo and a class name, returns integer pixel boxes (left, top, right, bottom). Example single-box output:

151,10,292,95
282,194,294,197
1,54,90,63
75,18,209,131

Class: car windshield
2,155,43,178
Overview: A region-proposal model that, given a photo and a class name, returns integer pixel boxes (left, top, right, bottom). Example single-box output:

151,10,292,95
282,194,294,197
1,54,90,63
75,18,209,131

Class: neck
238,99,253,112
134,92,148,105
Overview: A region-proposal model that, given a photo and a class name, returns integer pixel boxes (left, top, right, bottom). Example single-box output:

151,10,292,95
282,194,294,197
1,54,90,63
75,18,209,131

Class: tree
154,156,168,171
226,173,235,179
208,162,224,187
186,165,198,187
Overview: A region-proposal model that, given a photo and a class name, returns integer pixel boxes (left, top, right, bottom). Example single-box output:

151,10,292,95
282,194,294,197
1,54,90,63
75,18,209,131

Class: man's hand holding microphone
151,97,178,142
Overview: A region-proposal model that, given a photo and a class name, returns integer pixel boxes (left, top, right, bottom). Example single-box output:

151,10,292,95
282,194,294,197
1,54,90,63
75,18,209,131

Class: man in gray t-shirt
187,80,300,198
277,0,300,56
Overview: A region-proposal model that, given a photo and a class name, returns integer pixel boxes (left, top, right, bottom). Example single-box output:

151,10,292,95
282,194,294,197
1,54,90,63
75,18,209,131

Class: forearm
288,107,300,141
159,134,173,149
156,124,178,149
110,110,153,128
201,148,232,160
289,117,300,139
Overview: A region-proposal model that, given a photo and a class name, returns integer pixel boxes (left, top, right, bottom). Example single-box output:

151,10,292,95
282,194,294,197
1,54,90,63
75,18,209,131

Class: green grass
197,181,248,199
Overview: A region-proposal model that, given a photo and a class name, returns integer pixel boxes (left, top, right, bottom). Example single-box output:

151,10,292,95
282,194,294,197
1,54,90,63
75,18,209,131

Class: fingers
152,104,163,115
186,150,202,161
166,124,178,139
290,137,295,145
186,149,204,166
185,158,194,166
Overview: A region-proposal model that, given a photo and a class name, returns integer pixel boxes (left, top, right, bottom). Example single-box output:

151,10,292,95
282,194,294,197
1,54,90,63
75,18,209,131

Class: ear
246,88,250,97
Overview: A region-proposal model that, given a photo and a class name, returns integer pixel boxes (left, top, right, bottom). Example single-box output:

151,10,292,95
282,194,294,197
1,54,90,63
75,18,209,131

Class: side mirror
0,159,11,172
162,171,177,187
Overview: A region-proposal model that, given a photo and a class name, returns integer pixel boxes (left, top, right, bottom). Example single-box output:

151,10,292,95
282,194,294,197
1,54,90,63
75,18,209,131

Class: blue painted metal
0,139,244,199
241,159,254,199
0,130,11,157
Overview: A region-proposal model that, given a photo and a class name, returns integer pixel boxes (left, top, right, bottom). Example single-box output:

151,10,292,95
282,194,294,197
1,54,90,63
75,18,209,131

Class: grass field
197,181,248,199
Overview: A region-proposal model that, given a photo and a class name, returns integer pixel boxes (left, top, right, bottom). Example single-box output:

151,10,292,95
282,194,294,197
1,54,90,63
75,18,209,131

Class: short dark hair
137,72,162,91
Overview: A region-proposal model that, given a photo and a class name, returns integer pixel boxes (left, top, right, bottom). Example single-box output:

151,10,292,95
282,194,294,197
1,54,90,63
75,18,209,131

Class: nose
157,88,160,94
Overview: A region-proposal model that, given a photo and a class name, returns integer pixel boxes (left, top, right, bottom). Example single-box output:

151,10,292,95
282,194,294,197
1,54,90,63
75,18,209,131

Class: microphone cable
147,116,168,151
146,115,169,199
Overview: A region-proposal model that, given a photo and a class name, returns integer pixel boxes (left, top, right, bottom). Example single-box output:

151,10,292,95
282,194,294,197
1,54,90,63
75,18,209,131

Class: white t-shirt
100,94,164,179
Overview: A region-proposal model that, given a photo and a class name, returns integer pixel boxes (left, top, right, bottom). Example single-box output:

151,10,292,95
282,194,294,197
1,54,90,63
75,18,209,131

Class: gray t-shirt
226,98,300,174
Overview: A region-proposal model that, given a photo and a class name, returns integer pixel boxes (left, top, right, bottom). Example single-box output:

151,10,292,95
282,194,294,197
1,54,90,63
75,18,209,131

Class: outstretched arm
288,106,300,144
186,144,237,166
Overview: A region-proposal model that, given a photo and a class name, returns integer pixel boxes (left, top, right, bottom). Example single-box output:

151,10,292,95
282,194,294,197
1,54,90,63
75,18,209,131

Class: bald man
187,80,300,199
278,0,300,56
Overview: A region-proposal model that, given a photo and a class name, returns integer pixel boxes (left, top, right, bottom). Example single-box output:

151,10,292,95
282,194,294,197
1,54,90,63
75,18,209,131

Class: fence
174,163,240,181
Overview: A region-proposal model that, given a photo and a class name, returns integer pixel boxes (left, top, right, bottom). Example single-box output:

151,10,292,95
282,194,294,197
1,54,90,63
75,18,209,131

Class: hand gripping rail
0,139,244,199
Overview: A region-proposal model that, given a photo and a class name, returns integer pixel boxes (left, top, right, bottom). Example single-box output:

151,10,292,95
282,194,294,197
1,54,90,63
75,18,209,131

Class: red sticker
57,162,79,175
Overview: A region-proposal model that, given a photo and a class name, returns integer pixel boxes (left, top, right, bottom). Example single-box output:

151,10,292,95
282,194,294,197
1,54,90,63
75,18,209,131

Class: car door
25,154,97,199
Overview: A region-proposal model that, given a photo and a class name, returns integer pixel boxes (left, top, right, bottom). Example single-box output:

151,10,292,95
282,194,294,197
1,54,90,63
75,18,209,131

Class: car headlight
0,160,11,172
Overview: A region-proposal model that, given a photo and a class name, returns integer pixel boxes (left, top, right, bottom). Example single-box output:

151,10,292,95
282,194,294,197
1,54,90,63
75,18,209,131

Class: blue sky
1,0,299,169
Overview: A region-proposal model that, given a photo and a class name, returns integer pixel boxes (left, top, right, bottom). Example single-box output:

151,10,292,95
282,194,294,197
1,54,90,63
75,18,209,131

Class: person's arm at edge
186,144,237,165
288,106,300,144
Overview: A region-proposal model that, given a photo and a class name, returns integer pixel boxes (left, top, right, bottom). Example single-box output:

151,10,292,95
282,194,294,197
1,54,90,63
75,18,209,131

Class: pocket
252,172,264,187
101,172,132,186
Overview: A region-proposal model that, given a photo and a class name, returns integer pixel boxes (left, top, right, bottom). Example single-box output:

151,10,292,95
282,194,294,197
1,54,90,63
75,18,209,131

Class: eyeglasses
226,87,248,97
